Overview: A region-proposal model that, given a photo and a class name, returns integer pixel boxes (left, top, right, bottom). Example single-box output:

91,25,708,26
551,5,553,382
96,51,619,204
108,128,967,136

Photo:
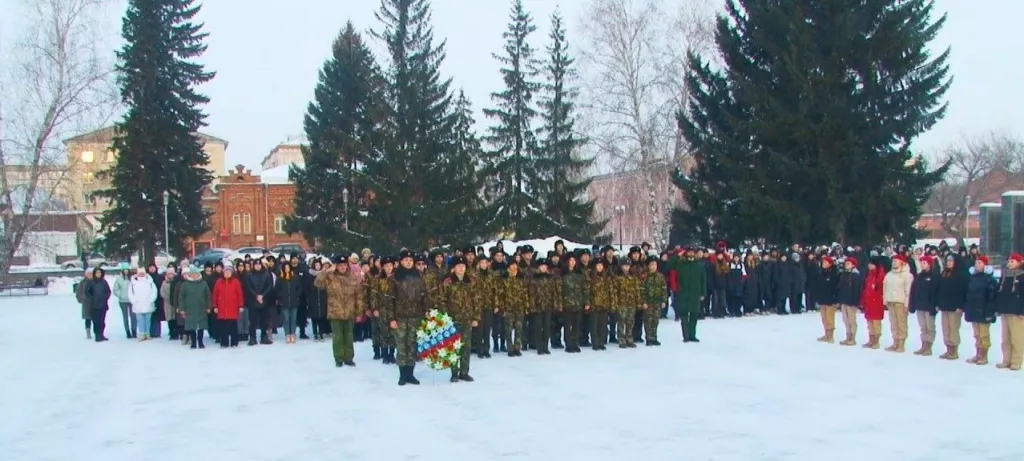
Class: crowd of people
72,238,1024,388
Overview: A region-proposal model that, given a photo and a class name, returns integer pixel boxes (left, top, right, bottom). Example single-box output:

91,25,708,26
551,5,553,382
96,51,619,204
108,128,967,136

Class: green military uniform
589,269,613,350
369,274,397,363
579,264,593,345
560,268,590,352
640,267,668,344
472,268,497,357
529,270,561,354
668,254,707,341
615,263,642,348
382,265,429,385
497,270,530,355
443,272,478,381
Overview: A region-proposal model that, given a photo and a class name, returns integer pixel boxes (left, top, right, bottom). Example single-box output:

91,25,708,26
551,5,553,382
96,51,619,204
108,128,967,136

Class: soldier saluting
383,250,430,386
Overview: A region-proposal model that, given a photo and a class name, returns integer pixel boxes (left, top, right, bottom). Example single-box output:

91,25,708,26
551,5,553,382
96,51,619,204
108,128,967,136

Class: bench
0,279,49,296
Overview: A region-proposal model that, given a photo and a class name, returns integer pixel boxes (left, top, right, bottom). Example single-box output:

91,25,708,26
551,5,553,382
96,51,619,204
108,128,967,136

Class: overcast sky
2,0,1020,173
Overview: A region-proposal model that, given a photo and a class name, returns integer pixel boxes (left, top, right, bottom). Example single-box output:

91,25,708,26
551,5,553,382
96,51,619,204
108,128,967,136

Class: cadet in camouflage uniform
547,252,565,348
641,256,668,345
560,254,590,353
579,250,594,346
615,258,642,348
423,252,447,311
443,258,478,382
472,256,496,358
498,260,530,356
383,250,429,386
371,257,397,363
589,260,613,350
628,246,647,343
518,246,536,349
529,259,560,355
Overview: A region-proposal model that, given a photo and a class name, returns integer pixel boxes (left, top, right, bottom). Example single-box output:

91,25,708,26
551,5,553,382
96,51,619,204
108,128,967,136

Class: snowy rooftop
258,163,303,184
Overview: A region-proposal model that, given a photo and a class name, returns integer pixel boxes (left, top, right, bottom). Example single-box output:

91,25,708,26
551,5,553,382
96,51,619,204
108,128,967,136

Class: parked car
193,248,233,267
61,253,107,270
270,243,307,258
228,247,268,261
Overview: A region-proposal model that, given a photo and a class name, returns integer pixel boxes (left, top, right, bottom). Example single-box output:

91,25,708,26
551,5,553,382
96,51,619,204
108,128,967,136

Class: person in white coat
129,267,159,341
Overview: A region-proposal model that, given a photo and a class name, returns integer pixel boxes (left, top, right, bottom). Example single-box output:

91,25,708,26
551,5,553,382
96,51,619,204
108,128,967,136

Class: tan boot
975,348,989,365
870,336,880,349
947,346,959,360
895,339,906,353
1010,364,1021,371
938,344,951,359
884,340,898,351
862,335,874,348
916,341,933,356
817,332,829,342
913,341,928,355
840,333,855,346
966,347,981,364
826,330,835,343
997,361,1011,369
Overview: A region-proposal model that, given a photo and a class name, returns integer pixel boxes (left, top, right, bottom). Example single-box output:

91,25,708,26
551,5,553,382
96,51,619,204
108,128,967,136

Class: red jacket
861,267,886,320
212,276,244,320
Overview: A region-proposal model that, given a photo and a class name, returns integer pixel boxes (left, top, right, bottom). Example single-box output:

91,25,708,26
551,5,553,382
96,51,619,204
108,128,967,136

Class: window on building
83,172,94,184
232,213,241,234
81,151,94,163
274,215,286,234
243,212,252,234
106,149,115,162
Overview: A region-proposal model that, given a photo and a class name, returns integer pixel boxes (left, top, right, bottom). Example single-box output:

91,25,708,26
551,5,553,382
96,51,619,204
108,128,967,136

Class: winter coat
76,279,91,320
85,278,112,312
128,275,158,315
773,261,793,300
908,271,938,315
641,271,668,307
711,263,729,291
742,263,760,306
995,270,1024,316
443,274,479,323
160,276,177,320
964,269,997,324
561,270,590,312
150,273,165,322
244,270,274,309
836,269,864,307
883,265,914,306
529,273,562,313
178,276,211,330
935,269,968,312
587,272,613,311
314,268,365,321
212,276,245,320
472,270,498,311
814,267,840,306
113,276,131,303
790,261,807,294
383,268,429,322
304,270,329,319
668,257,706,306
275,271,303,310
860,267,886,320
757,260,774,300
612,273,641,310
726,263,743,296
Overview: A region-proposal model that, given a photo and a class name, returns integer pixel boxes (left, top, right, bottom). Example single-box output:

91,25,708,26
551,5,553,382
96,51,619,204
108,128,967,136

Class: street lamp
163,191,170,255
342,188,349,230
964,195,972,241
614,205,626,251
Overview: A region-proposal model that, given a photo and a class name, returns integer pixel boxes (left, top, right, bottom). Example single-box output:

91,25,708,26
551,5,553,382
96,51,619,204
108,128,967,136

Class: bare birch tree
577,0,716,248
0,0,117,276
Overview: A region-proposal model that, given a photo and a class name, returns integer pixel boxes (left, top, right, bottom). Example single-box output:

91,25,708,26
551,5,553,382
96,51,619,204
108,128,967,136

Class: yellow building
62,126,228,215
1,164,76,208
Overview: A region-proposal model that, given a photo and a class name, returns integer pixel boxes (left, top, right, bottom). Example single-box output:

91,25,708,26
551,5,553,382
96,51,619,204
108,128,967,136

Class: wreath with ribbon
416,309,463,370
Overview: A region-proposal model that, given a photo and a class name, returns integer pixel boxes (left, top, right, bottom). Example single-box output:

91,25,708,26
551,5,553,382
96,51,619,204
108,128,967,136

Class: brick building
586,166,685,248
191,165,304,254
918,168,1024,238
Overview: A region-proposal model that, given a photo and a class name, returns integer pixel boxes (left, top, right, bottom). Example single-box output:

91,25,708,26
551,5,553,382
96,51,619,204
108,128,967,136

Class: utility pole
163,191,170,256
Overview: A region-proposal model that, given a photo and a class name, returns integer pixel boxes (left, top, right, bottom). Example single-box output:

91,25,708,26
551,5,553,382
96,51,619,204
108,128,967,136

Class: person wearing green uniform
668,247,707,342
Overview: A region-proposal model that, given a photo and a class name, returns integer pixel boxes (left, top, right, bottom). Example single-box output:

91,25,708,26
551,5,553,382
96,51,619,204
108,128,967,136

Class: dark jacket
963,270,997,324
935,269,968,312
908,270,939,314
836,269,864,307
85,278,111,311
275,271,303,310
995,270,1024,316
815,266,841,306
244,269,274,309
303,269,328,319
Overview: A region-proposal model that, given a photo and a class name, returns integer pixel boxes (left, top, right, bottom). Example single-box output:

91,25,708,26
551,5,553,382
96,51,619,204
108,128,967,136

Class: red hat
919,256,934,266
892,254,908,264
822,256,835,266
845,257,858,267
1009,253,1024,264
977,255,990,265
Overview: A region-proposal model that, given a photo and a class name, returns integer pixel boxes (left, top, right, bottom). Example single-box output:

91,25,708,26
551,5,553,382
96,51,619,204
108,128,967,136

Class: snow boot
86,328,92,340
840,333,856,346
862,335,878,349
459,374,474,382
450,369,460,383
939,344,952,359
247,336,257,346
189,332,198,349
197,333,205,349
373,346,382,360
885,338,900,352
946,345,959,360
997,360,1011,369
499,340,507,352
299,329,309,340
398,366,408,386
896,339,906,353
914,341,933,356
975,348,989,365
406,366,420,385
966,347,982,364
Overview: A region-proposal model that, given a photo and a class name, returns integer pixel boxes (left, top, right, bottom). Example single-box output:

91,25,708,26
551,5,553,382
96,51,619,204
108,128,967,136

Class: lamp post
162,191,170,255
614,205,626,251
342,188,349,230
964,195,972,241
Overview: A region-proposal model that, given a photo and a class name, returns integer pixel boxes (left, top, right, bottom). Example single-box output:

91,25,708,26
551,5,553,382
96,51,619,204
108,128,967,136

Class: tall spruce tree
288,22,384,253
97,0,215,262
674,0,950,245
369,0,474,250
441,90,486,244
480,0,545,239
535,10,604,242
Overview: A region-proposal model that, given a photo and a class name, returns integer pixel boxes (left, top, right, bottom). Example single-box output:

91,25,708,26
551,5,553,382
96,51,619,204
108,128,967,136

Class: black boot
406,366,420,385
552,340,564,349
499,340,507,352
492,340,500,353
247,335,258,346
197,331,205,349
398,366,408,386
459,373,474,382
450,370,460,383
189,331,198,349
373,346,382,360
259,332,272,345
343,359,355,366
299,328,309,340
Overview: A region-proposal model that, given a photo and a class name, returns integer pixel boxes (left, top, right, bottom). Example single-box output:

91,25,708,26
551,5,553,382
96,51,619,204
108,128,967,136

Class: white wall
14,231,77,266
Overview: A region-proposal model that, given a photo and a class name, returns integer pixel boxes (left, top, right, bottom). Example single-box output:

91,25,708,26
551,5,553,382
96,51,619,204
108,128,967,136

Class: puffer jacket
883,265,914,305
113,275,131,303
908,270,938,315
836,269,864,307
964,268,997,324
128,275,158,314
861,267,886,320
935,269,968,312
314,267,365,321
384,267,428,321
995,270,1024,316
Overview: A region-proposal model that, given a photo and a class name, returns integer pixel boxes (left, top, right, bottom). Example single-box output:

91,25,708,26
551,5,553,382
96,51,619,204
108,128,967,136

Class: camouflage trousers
393,318,420,367
453,322,472,376
580,312,591,344
503,316,524,352
590,310,609,348
550,312,563,346
532,311,551,353
472,308,493,353
643,306,660,342
616,306,637,346
371,316,394,347
562,311,582,349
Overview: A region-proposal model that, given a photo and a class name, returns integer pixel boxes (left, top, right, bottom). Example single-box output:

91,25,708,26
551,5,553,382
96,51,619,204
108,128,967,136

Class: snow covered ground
1,294,1022,461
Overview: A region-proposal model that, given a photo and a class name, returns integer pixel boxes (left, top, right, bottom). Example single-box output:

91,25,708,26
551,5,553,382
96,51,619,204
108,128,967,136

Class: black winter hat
535,258,548,267
646,256,660,264
203,262,213,269
414,254,428,263
520,245,535,254
399,250,415,262
330,255,345,264
381,256,396,265
629,246,641,254
619,257,632,266
451,257,467,267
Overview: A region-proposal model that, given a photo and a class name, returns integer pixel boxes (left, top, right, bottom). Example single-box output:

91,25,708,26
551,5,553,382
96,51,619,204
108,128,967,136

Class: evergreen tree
439,90,486,244
535,10,604,242
480,0,545,239
97,0,215,262
287,22,384,254
369,0,476,250
674,0,950,245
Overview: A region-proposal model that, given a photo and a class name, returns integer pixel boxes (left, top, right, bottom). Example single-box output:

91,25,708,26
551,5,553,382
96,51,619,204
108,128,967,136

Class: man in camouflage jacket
370,258,397,363
560,255,590,352
641,256,668,345
615,259,643,348
443,258,478,382
579,251,594,346
589,261,613,351
529,260,561,355
497,261,530,356
472,257,497,358
383,251,430,386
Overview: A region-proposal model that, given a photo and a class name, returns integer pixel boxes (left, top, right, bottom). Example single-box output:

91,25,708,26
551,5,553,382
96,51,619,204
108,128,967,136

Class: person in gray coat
75,269,93,339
